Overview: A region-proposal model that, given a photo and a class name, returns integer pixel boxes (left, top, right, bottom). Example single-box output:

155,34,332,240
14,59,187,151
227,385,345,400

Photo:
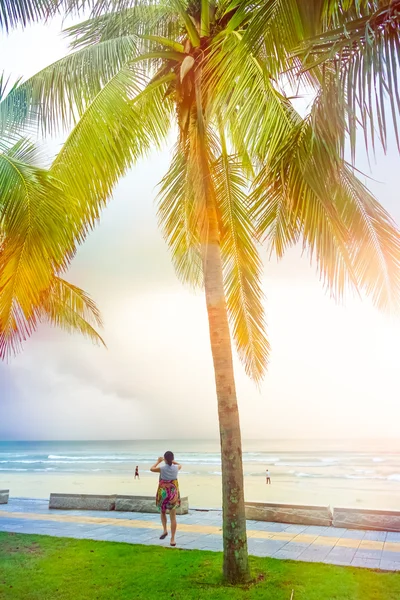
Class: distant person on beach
151,451,182,547
266,469,271,484
134,466,139,480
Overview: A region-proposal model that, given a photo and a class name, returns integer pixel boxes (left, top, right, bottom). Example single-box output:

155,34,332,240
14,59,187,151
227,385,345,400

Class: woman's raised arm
150,457,163,473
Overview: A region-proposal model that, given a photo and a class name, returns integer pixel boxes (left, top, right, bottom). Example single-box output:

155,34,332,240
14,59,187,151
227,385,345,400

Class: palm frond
213,145,269,382
297,1,400,153
157,141,204,288
206,30,301,167
321,1,387,26
0,73,35,140
252,112,400,310
65,2,180,50
40,276,105,346
0,0,59,32
242,0,304,75
51,64,173,240
0,139,77,358
337,166,400,312
4,35,139,135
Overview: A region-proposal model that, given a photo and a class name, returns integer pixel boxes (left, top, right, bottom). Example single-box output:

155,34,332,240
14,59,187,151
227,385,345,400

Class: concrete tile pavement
0,499,399,571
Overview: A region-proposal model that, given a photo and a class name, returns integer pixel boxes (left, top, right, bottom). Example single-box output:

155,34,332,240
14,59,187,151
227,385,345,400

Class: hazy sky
1,17,400,441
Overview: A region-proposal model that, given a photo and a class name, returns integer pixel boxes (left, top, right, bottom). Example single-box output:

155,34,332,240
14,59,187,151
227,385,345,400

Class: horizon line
1,437,398,443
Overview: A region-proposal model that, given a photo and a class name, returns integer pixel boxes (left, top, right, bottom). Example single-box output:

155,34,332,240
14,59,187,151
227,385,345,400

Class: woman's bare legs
170,509,177,544
161,511,168,535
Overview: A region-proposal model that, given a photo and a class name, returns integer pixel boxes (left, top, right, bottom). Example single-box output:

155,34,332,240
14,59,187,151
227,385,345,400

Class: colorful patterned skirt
156,479,181,513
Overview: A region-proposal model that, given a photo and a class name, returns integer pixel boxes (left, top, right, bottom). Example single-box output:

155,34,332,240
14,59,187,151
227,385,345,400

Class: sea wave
47,455,134,461
0,460,43,464
279,462,337,467
0,459,134,465
345,474,385,480
0,468,29,471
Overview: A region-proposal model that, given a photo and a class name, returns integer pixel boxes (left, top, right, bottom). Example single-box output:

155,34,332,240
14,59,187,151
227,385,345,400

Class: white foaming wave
33,468,56,472
0,459,128,465
47,460,135,464
243,455,280,462
353,469,374,474
372,457,385,462
279,462,333,467
295,472,320,478
0,453,28,458
0,467,28,471
47,455,136,461
388,474,400,481
0,460,46,464
48,454,226,465
345,474,385,480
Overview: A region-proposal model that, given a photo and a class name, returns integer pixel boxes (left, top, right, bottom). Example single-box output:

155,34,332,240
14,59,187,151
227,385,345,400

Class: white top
160,463,179,481
266,470,270,476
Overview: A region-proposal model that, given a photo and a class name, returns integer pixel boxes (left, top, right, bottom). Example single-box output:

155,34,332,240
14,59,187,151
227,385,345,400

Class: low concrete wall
245,502,332,526
49,493,189,515
49,493,116,511
0,490,9,504
333,507,400,532
115,495,189,515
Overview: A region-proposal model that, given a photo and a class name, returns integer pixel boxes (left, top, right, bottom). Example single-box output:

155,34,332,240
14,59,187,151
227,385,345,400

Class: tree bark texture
201,202,250,584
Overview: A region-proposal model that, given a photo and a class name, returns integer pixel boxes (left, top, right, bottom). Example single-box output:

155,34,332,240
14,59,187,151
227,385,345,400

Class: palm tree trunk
201,203,250,584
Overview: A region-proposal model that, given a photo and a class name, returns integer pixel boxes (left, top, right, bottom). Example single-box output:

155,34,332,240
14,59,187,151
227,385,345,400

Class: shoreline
1,471,400,511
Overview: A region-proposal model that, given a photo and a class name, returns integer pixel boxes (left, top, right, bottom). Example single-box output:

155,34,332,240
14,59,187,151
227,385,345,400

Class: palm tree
4,0,400,583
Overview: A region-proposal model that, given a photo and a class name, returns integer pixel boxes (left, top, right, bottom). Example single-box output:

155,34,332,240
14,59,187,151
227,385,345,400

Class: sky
0,16,400,441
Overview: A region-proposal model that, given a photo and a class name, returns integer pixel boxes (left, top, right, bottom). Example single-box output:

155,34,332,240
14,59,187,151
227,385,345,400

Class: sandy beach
2,470,400,510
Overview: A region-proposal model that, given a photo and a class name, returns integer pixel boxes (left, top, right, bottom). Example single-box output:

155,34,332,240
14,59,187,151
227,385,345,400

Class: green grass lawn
0,532,399,599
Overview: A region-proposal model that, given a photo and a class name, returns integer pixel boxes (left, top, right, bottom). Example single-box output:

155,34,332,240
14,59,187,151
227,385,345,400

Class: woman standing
150,451,181,546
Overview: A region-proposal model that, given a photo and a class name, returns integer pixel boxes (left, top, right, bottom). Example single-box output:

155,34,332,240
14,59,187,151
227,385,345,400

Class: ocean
1,439,399,508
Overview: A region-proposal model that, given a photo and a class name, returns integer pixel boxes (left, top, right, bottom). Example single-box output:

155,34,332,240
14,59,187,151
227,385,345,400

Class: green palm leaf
51,64,173,239
253,112,400,310
157,141,204,288
65,2,180,50
0,139,77,358
5,35,139,134
0,0,58,31
296,1,400,153
40,276,105,346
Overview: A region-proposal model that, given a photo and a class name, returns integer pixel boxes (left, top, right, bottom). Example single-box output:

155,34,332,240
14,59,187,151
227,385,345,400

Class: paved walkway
1,499,400,571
